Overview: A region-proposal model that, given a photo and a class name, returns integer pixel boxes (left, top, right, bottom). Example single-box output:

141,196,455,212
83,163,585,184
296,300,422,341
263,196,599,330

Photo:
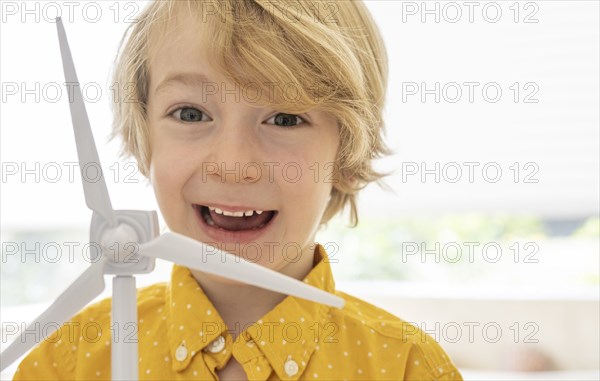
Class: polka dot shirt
13,244,462,380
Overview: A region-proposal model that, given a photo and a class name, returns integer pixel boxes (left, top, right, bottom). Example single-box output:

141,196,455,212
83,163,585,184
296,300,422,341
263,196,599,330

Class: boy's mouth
194,204,277,231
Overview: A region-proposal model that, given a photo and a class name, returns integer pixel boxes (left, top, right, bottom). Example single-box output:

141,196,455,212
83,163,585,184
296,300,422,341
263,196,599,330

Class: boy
14,0,463,380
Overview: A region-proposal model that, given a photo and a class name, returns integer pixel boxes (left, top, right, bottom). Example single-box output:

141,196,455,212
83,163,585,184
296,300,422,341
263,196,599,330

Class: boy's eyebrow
154,72,211,95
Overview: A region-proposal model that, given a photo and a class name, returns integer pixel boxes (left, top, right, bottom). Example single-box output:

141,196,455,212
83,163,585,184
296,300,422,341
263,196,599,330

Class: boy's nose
204,122,262,183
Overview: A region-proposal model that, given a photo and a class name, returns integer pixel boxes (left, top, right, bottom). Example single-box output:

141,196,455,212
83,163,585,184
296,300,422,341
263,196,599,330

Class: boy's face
145,14,340,276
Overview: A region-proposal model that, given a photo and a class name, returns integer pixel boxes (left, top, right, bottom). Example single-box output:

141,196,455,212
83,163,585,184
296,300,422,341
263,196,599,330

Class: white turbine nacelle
92,210,159,275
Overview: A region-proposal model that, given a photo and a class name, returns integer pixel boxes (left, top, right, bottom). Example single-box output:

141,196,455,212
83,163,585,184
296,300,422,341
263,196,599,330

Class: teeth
222,210,244,217
209,206,264,217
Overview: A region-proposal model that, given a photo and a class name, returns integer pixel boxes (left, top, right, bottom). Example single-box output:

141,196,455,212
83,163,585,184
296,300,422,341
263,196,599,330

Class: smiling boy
14,1,462,380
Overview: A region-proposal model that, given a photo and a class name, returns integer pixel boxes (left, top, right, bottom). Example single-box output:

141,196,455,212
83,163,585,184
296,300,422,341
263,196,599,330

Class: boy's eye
266,113,305,128
170,107,304,127
172,107,210,122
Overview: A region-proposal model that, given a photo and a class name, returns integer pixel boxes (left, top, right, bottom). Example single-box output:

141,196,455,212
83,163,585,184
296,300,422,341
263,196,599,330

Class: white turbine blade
55,17,117,227
138,232,345,309
0,260,106,371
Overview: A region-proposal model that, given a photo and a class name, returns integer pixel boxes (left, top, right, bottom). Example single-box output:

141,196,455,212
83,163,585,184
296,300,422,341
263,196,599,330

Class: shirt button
284,358,299,377
175,345,188,361
205,335,225,353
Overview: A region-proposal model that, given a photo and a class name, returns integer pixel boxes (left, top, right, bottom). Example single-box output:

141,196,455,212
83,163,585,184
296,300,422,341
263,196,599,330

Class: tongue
210,210,274,231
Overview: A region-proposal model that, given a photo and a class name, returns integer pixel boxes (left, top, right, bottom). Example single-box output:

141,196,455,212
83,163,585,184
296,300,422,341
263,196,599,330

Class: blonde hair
110,0,390,227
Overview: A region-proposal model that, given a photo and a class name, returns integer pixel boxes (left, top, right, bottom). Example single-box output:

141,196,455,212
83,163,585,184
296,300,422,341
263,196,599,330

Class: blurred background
1,1,598,379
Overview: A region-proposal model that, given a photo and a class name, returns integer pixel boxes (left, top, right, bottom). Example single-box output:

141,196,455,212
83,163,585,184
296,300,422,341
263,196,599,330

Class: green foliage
317,214,599,287
573,217,600,238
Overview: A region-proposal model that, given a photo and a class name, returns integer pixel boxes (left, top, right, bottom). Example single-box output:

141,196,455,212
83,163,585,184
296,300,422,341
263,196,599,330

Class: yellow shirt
14,244,463,381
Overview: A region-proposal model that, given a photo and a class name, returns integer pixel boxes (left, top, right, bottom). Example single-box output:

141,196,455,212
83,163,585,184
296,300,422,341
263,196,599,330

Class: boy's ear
340,168,358,188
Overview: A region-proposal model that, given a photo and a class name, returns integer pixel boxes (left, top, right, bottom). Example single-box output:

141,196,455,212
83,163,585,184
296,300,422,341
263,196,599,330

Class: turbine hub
100,224,139,264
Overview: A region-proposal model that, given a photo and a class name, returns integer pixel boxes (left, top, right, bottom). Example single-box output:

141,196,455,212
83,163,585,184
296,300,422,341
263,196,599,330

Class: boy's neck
189,244,317,338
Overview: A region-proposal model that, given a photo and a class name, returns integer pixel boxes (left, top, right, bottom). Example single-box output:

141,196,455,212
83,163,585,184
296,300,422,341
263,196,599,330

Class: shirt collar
166,243,337,379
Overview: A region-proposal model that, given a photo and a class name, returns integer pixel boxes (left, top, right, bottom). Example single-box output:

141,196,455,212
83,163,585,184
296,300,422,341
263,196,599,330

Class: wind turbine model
0,17,344,381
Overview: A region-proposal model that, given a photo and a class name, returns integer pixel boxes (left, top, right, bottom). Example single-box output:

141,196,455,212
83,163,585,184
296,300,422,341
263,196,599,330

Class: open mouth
194,205,277,232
